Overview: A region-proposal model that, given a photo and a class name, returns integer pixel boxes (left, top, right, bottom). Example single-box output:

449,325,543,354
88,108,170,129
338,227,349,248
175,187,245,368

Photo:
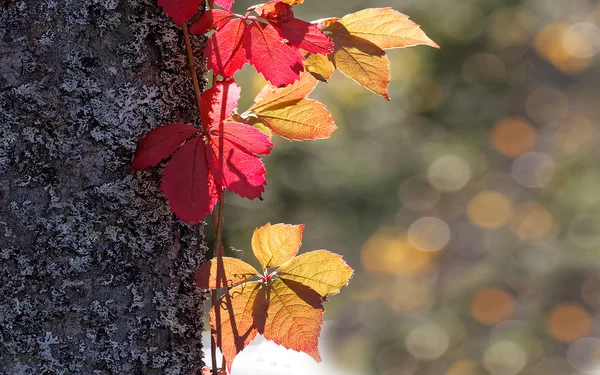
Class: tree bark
0,0,208,374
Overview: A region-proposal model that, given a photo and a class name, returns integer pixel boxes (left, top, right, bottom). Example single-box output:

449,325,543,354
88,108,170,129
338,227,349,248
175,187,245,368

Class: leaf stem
181,23,204,129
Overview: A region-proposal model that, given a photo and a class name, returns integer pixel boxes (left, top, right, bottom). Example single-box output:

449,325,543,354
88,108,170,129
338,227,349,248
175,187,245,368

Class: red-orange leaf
211,282,262,372
201,79,241,128
195,257,259,289
244,22,304,87
157,0,202,25
213,0,234,11
273,18,333,55
207,122,273,199
206,18,248,78
254,1,295,23
189,9,235,35
160,137,218,223
131,123,199,171
251,223,304,270
278,250,354,296
256,278,324,362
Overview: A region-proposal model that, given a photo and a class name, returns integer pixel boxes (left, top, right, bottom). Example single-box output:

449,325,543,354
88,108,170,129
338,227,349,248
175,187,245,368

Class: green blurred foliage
207,0,600,373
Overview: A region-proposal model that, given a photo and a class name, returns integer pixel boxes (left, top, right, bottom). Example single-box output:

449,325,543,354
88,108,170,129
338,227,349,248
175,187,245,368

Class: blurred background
206,0,600,374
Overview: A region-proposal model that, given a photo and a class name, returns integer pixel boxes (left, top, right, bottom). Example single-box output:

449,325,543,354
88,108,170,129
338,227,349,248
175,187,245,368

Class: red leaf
206,18,249,77
201,80,242,128
131,123,200,171
160,137,218,223
207,122,273,199
254,1,294,22
272,18,333,55
157,0,202,25
213,0,234,11
244,22,304,87
189,9,235,34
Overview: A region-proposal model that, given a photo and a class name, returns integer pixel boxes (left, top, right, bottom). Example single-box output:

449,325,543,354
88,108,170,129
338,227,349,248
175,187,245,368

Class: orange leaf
250,71,319,112
210,282,262,373
281,0,303,4
195,257,259,289
254,99,337,140
333,8,439,50
278,250,354,296
304,52,335,82
328,32,391,100
247,72,337,140
256,278,324,362
252,223,304,270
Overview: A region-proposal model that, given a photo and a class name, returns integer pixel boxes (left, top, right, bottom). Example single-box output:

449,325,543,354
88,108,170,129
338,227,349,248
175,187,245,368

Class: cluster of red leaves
131,80,272,223
189,0,333,87
195,223,354,372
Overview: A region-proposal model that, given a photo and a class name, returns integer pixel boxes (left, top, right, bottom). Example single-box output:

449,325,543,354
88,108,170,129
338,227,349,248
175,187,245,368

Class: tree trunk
0,0,208,374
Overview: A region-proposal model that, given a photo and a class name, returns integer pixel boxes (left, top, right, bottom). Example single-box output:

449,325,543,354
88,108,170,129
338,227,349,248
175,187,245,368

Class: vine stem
182,18,224,374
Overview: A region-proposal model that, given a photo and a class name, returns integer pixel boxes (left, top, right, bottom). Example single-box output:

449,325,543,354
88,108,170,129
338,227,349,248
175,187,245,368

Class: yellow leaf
252,223,304,270
328,33,391,100
210,282,261,373
250,71,318,112
255,99,337,140
278,250,354,296
281,0,303,4
304,52,335,81
256,278,324,362
333,8,439,50
195,257,259,289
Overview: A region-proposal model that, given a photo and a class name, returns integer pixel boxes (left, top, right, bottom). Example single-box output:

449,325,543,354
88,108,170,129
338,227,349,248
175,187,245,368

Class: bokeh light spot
470,287,516,326
509,202,555,242
562,23,600,59
547,303,592,343
467,191,513,229
567,337,600,374
511,152,555,188
361,234,436,277
446,360,483,375
408,217,451,252
405,323,450,361
491,118,536,158
535,23,593,74
483,340,527,375
427,154,472,192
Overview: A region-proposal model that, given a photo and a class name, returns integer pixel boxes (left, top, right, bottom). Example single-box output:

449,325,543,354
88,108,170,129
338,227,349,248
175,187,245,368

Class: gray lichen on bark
0,0,209,374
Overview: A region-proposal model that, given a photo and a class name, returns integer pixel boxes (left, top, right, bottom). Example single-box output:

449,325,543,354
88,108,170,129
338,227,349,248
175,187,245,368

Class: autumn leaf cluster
133,0,437,369
195,223,354,372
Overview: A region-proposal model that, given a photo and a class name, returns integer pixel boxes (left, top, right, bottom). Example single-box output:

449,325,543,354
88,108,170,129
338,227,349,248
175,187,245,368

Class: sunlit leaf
304,53,335,81
211,282,262,372
257,278,324,362
278,250,354,296
252,223,304,270
333,8,439,50
195,257,259,289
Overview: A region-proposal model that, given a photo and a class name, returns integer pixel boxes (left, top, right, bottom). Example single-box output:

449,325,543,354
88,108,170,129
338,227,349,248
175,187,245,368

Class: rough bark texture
0,0,209,374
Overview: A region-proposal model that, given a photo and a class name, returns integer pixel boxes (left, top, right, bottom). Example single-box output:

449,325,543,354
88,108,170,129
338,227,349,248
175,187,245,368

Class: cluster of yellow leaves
307,8,439,100
195,223,354,371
